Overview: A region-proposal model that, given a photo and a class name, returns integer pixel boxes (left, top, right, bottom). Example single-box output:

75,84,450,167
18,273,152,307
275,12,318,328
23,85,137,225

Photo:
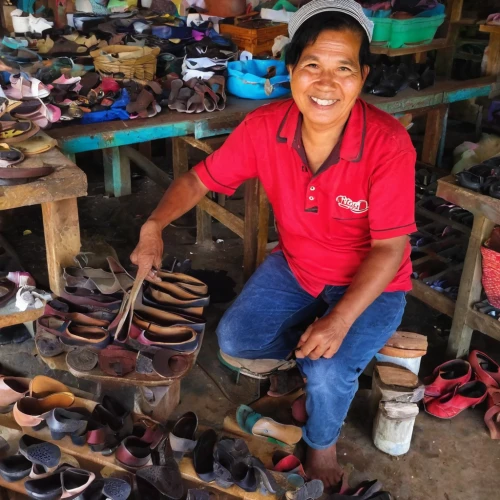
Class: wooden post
196,206,213,245
172,138,189,178
447,214,494,358
41,198,81,296
103,147,131,197
422,105,448,166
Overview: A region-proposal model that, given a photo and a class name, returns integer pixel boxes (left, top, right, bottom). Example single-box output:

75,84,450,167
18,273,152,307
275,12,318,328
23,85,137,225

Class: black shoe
0,324,31,345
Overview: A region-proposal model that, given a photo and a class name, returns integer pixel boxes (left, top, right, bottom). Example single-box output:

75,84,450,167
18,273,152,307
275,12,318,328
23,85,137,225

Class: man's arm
296,235,407,360
130,171,208,277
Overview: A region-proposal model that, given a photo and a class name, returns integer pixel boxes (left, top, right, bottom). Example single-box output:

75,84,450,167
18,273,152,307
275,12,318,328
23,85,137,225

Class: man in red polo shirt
132,0,416,487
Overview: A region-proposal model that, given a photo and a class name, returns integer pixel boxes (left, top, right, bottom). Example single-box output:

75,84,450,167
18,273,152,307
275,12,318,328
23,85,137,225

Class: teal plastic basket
389,14,445,48
371,14,445,48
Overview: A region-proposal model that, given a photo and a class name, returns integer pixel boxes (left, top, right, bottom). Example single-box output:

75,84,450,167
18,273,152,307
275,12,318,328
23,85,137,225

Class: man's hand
130,220,164,281
295,313,351,360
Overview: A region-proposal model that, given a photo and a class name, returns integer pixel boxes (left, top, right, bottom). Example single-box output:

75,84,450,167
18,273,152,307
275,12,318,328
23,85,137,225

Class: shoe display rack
433,175,500,358
0,147,86,329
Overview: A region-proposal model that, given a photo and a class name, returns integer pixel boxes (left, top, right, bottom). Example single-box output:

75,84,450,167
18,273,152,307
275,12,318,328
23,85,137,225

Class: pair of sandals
457,156,500,199
167,75,226,114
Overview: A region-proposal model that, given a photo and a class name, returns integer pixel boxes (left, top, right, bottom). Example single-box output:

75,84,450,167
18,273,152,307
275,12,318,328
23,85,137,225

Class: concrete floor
1,155,500,500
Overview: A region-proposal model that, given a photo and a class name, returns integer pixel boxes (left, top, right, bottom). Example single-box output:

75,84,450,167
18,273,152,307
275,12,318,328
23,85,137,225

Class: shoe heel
50,430,65,440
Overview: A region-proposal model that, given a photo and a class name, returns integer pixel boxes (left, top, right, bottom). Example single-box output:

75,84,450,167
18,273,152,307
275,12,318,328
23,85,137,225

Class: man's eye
307,63,318,68
339,67,351,71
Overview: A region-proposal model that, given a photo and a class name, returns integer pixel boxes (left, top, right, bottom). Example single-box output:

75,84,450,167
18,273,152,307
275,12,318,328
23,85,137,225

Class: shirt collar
276,98,367,164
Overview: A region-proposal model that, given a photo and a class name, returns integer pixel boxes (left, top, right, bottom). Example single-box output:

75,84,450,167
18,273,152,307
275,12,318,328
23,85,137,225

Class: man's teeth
311,96,337,106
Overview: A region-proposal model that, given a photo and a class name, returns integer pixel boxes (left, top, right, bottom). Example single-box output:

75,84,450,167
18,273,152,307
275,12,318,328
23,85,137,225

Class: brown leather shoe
13,392,75,428
29,376,70,398
0,376,30,413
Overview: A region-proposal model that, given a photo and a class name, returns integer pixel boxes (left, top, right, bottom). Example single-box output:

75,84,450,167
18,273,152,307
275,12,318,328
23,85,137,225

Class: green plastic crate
389,14,445,48
372,14,445,48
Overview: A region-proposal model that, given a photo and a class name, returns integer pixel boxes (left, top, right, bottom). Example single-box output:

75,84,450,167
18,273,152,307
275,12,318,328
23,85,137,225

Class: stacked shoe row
424,350,500,439
456,155,500,199
34,253,209,381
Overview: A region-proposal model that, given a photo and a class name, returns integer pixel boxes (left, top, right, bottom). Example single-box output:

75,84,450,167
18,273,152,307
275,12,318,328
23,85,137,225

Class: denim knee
216,310,244,357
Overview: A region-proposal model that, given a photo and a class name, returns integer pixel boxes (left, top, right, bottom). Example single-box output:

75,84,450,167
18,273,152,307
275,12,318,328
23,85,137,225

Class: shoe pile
456,155,500,199
364,62,435,98
424,350,500,439
34,253,209,381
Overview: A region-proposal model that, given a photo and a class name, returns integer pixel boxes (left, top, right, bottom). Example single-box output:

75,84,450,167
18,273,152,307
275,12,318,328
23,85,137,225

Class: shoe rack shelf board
410,278,456,318
370,39,452,57
37,347,183,387
479,24,500,76
0,148,87,297
0,299,44,328
436,176,500,357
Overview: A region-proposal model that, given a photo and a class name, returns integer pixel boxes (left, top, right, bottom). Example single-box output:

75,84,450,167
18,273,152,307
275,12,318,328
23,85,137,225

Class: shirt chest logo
336,195,369,214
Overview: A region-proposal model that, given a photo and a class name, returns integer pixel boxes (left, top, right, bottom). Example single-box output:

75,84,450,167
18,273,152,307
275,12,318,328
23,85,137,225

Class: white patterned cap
288,0,374,42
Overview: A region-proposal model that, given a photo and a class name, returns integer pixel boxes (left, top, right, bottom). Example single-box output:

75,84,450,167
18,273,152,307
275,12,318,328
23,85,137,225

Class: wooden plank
180,136,215,156
243,179,260,281
479,24,500,35
465,308,500,343
103,147,131,198
437,175,500,226
422,105,448,165
375,365,419,389
0,299,44,328
256,182,269,267
41,198,81,296
0,149,87,211
447,214,494,357
384,331,428,351
196,205,213,245
415,205,471,235
172,138,189,178
38,348,179,387
198,197,245,239
370,39,450,56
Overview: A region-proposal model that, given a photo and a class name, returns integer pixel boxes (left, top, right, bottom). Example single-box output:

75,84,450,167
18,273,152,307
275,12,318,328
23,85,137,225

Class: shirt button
309,196,315,201
310,186,315,191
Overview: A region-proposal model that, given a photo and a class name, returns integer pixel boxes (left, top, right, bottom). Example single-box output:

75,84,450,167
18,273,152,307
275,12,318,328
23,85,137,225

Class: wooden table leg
422,105,448,166
172,138,188,178
447,214,494,358
103,146,131,197
41,198,81,296
243,179,269,281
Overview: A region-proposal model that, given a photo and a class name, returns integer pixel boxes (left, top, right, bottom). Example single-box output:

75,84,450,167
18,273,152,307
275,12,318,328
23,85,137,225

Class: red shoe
469,350,500,388
484,387,500,439
424,359,472,400
425,381,487,419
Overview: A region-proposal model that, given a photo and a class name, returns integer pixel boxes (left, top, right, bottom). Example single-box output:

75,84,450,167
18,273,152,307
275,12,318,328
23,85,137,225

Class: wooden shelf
415,205,471,235
0,297,44,328
409,279,456,317
0,148,87,211
479,24,500,35
466,308,500,342
371,39,451,56
437,174,500,226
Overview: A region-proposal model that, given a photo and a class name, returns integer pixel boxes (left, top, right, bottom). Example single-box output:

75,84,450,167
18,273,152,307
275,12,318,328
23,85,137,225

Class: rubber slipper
136,458,183,499
169,412,198,461
0,454,32,482
193,429,217,482
66,348,99,373
152,349,192,379
272,451,306,477
0,120,40,144
19,435,61,468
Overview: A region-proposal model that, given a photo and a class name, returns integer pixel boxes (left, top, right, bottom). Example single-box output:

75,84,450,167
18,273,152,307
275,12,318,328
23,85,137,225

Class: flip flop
0,121,40,144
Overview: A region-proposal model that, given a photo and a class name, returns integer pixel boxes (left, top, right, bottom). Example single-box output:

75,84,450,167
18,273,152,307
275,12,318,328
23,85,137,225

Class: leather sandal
136,457,183,500
484,387,500,439
469,350,500,387
60,287,122,314
25,467,95,500
169,412,197,461
45,299,114,325
144,283,209,316
0,454,32,482
0,375,30,413
236,405,302,446
193,429,217,482
116,436,151,469
46,408,90,444
152,349,193,379
13,392,75,428
19,435,61,468
29,375,71,398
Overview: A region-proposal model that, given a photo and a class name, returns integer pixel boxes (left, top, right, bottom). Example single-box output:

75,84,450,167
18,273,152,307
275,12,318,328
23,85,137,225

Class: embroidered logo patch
336,196,369,214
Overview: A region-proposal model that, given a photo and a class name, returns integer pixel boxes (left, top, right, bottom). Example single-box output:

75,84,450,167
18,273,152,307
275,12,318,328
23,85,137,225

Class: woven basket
91,45,160,81
481,239,500,308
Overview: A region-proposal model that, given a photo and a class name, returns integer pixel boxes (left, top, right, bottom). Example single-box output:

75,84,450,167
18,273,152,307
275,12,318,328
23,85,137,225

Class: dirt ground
1,137,499,500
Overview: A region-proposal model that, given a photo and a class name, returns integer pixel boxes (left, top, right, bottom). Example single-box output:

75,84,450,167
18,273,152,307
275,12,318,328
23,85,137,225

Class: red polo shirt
193,98,416,297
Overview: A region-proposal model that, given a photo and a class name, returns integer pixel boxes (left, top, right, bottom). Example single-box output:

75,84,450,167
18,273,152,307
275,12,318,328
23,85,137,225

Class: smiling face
288,29,368,130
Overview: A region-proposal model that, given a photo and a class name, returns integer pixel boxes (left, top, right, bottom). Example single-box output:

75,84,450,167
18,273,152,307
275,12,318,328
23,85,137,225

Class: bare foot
304,444,344,491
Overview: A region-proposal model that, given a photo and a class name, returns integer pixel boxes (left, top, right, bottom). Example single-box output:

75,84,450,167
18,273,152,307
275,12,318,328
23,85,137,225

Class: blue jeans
217,252,406,450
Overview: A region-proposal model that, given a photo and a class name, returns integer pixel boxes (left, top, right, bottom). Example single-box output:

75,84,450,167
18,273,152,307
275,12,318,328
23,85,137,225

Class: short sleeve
192,119,257,196
368,149,417,239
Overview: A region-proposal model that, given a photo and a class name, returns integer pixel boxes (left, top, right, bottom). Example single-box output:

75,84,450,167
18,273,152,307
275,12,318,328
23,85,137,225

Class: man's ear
361,64,370,83
287,64,293,77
